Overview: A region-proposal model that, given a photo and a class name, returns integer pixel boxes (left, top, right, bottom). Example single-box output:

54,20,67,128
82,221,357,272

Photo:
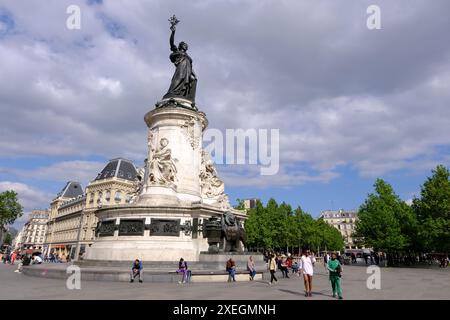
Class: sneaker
309,292,312,297
332,294,336,298
305,292,308,297
338,296,343,300
130,280,134,283
139,280,143,283
178,281,182,284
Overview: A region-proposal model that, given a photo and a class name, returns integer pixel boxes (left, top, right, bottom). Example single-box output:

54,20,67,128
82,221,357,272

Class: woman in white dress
300,250,316,297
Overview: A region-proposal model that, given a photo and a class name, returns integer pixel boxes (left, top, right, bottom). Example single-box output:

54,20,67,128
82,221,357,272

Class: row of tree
354,165,450,255
239,198,344,253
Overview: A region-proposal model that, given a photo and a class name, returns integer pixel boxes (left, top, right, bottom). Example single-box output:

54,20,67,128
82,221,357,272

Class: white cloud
6,161,106,186
0,0,449,189
0,181,52,210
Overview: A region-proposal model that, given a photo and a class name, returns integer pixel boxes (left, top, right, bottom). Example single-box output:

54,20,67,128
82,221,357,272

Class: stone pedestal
137,106,207,206
85,101,246,262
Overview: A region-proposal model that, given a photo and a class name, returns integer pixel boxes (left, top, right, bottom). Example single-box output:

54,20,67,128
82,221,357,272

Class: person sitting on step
130,259,143,283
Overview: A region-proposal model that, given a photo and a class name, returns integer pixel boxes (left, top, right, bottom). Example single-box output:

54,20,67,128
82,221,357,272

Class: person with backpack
327,252,343,299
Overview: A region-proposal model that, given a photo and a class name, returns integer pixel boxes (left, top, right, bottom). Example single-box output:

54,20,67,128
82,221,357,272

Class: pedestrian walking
10,251,17,265
351,253,357,264
300,250,316,297
268,254,278,285
323,252,330,272
280,255,289,278
327,252,343,299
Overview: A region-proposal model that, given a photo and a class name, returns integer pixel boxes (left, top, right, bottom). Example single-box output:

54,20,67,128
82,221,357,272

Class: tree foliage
355,165,450,255
0,190,23,228
3,232,12,245
354,179,416,252
244,198,344,252
412,165,450,253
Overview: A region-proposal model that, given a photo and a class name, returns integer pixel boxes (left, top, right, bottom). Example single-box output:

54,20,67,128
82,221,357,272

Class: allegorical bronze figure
163,15,197,105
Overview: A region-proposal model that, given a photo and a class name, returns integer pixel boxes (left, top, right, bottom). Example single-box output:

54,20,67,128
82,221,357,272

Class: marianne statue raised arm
162,15,197,108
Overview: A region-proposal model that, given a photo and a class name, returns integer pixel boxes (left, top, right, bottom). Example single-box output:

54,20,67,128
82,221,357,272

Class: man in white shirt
300,250,316,297
32,255,43,264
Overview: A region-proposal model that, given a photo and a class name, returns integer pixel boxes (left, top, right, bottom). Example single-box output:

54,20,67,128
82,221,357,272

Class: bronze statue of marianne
163,15,197,105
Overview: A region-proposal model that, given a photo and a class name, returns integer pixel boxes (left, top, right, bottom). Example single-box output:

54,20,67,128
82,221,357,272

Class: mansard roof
94,158,137,182
56,181,84,199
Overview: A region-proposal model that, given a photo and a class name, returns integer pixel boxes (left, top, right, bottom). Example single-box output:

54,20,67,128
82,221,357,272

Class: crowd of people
1,249,46,273
5,249,447,299
224,250,345,299
125,251,344,299
264,250,340,298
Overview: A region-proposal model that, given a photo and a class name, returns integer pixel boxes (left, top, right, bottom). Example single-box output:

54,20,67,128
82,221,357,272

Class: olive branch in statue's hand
169,15,179,31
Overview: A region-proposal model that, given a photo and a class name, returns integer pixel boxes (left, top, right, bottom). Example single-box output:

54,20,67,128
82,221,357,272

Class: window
105,190,111,201
89,193,94,204
97,192,103,204
125,194,131,203
114,191,122,203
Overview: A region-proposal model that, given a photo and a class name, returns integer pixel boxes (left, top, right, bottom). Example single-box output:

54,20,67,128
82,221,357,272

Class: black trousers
270,270,277,283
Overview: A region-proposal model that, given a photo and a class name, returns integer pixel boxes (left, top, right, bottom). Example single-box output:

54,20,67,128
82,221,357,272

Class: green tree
244,200,266,249
354,179,412,254
233,198,245,210
316,218,345,251
244,198,344,253
3,232,12,245
0,190,23,229
412,165,450,253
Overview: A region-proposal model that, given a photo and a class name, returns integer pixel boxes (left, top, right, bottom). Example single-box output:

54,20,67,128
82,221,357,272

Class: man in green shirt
327,252,343,299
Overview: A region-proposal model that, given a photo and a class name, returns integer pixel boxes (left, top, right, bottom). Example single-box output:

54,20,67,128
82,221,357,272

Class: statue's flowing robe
163,49,197,102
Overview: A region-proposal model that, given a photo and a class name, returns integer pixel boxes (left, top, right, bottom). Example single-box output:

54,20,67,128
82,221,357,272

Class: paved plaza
0,263,448,300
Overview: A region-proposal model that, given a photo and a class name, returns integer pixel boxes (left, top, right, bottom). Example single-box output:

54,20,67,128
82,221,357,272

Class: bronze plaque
150,219,180,236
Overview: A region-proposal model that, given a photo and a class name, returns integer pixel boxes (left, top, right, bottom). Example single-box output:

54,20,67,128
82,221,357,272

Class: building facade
13,228,24,251
243,198,258,210
320,209,359,250
19,210,50,251
43,158,138,260
44,181,84,258
78,158,138,258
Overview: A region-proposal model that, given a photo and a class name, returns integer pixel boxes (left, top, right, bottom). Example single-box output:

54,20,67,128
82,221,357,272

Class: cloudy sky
1,0,449,229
